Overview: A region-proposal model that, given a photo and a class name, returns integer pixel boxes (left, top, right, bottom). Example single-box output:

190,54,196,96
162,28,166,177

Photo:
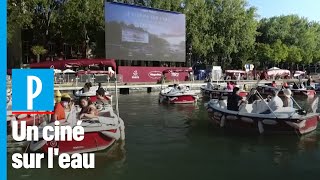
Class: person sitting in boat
60,93,73,112
283,88,293,108
307,76,312,86
261,90,283,114
293,83,299,89
170,84,179,93
227,81,234,91
271,81,277,88
51,94,72,122
79,97,98,119
227,87,245,111
95,88,109,110
251,94,268,114
81,82,92,93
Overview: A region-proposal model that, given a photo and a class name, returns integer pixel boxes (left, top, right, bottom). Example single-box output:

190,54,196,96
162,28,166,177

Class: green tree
207,0,258,68
31,45,47,62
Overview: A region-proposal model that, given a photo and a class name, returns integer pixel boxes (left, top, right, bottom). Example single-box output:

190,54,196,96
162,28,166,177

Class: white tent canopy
54,69,62,74
63,69,76,74
268,67,280,70
267,67,290,76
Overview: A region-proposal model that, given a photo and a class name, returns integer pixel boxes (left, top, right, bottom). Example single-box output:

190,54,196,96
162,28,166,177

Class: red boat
8,114,46,129
159,84,198,104
29,104,125,154
159,68,198,104
29,72,125,154
205,98,320,135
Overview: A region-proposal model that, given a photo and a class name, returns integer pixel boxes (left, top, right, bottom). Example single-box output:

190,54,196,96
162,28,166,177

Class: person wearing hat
283,88,293,108
51,93,72,122
54,90,62,103
227,87,246,111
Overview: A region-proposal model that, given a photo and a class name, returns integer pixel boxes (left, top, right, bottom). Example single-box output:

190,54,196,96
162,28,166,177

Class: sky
247,0,320,22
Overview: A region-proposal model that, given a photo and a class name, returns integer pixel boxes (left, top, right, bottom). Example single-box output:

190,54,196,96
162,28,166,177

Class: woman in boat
82,82,92,93
51,94,72,122
283,88,293,108
95,88,109,110
79,97,98,119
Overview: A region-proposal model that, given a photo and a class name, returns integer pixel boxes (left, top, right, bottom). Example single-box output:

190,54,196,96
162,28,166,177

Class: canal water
8,93,320,180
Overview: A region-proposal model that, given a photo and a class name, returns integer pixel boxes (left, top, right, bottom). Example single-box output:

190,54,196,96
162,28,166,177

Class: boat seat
218,99,227,109
239,104,253,113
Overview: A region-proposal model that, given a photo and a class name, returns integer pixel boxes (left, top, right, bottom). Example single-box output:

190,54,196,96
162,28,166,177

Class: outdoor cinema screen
105,2,186,62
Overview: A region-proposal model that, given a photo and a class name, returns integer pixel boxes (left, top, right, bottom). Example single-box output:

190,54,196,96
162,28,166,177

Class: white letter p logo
27,76,42,110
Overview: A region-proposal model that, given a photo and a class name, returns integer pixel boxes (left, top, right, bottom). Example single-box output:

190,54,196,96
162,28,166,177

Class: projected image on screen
105,2,186,62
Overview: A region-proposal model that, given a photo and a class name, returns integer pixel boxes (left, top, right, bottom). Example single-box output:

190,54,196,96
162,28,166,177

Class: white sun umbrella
54,69,62,74
63,69,76,83
268,67,280,70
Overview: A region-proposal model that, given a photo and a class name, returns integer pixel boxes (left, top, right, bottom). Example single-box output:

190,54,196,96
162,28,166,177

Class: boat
73,85,112,103
200,82,248,99
28,104,125,154
6,89,46,130
257,84,316,98
28,74,125,154
205,94,320,135
158,68,198,104
159,84,198,104
73,70,115,103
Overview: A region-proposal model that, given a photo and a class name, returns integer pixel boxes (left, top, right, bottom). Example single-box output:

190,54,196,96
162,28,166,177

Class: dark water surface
8,93,320,180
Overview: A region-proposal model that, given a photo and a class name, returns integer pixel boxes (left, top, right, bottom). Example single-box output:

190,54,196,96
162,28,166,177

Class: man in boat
95,88,109,110
227,87,245,111
261,90,283,114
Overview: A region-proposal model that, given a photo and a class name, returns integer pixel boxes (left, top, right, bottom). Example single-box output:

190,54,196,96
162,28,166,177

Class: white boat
159,84,198,104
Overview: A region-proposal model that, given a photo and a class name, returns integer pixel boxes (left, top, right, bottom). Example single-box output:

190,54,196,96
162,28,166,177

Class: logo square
12,69,54,111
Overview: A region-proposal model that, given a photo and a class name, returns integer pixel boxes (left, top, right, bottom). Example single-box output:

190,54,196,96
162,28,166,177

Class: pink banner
118,66,191,83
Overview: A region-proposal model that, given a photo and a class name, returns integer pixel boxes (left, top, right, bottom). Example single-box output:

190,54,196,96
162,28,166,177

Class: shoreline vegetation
7,0,320,71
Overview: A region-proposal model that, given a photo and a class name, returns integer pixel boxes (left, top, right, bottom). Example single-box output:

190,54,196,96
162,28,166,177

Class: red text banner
118,66,191,83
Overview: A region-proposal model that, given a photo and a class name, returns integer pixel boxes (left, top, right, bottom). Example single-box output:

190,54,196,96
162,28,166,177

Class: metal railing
54,74,123,85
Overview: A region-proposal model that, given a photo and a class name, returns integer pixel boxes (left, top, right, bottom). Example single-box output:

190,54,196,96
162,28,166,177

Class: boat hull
207,108,319,135
37,130,118,154
159,94,197,104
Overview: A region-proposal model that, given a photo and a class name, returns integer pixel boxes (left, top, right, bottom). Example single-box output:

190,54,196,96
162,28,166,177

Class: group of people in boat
52,85,109,122
168,84,190,93
226,86,293,114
